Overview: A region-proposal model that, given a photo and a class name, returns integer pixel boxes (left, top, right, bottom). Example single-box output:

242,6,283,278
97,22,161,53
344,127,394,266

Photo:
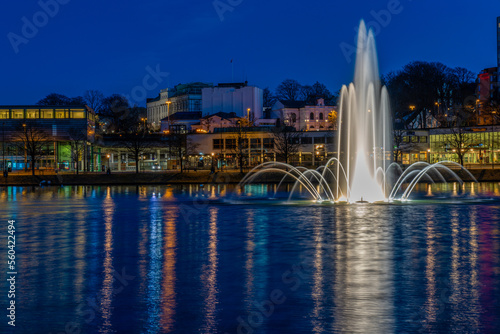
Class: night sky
1,0,499,106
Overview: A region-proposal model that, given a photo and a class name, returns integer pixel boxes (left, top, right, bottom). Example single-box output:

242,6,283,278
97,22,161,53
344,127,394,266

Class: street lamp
106,154,110,171
435,102,440,114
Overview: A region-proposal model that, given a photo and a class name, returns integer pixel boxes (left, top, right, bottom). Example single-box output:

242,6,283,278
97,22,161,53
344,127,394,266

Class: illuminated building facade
0,105,98,171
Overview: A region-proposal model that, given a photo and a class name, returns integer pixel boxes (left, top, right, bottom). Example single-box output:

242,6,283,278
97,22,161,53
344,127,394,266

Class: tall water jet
335,21,393,203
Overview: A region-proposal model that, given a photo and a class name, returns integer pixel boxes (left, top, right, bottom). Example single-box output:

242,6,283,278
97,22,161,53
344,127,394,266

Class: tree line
263,80,338,108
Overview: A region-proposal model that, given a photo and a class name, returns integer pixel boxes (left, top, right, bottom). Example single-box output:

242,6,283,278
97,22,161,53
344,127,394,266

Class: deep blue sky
1,0,499,106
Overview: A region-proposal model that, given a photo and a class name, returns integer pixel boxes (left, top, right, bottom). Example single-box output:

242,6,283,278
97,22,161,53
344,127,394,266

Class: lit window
55,109,65,118
12,109,24,119
72,112,85,118
0,110,9,119
26,109,39,119
41,109,53,118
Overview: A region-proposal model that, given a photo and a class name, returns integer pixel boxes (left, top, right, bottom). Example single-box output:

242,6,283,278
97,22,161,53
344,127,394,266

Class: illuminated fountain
239,20,477,203
335,20,391,202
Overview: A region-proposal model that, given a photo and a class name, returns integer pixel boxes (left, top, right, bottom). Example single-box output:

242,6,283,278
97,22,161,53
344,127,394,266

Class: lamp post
2,121,6,177
106,154,110,170
427,148,431,164
166,101,171,116
211,152,215,172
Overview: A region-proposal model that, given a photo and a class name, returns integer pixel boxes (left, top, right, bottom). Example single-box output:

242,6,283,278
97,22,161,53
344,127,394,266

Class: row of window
212,136,334,149
402,136,428,143
288,112,329,122
0,109,86,119
213,138,274,150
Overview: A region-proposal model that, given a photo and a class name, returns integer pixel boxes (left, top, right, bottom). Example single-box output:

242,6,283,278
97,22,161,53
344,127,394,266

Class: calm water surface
0,183,500,333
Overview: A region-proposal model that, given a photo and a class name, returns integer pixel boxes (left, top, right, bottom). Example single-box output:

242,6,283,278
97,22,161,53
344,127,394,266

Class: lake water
1,183,500,333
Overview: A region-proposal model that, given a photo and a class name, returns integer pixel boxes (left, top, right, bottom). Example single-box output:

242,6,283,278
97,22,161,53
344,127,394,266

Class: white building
146,88,171,129
272,98,337,131
147,82,213,129
202,82,263,120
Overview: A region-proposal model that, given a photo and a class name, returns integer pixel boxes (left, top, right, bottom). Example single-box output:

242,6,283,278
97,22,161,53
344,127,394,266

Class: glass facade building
430,128,500,166
0,105,99,172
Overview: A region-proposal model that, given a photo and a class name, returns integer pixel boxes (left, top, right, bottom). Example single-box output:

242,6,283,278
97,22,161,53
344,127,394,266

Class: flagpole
231,59,234,83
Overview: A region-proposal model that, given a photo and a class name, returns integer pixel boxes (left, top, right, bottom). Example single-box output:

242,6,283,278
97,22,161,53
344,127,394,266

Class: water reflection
201,207,219,332
0,185,499,333
424,209,438,328
146,198,163,333
99,187,115,333
311,211,325,334
244,211,255,310
160,207,178,332
333,206,394,333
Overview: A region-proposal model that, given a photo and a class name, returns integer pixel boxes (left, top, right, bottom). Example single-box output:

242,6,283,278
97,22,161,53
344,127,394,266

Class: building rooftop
161,112,202,121
201,111,238,120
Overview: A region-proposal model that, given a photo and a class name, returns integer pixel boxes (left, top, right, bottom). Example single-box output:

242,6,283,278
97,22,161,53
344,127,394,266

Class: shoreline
1,169,500,187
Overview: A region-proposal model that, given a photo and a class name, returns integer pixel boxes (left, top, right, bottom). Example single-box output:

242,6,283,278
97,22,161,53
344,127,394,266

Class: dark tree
384,61,476,128
227,121,250,173
442,127,478,166
120,125,153,174
37,93,71,106
69,96,86,105
275,79,302,101
167,126,198,173
14,122,49,176
100,94,131,133
83,90,105,114
37,93,86,106
301,81,334,104
272,126,303,165
442,113,479,166
68,127,87,175
263,87,277,108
